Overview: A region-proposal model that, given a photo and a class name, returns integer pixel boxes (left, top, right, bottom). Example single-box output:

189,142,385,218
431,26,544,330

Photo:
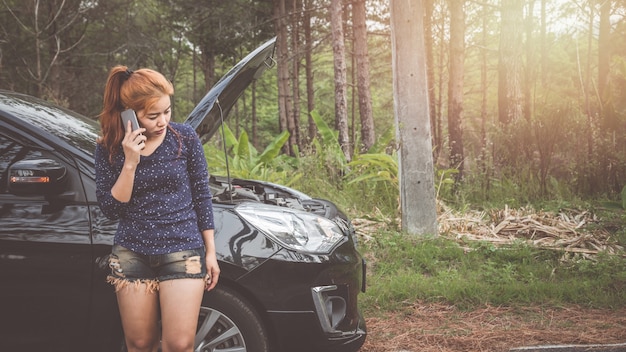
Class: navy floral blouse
95,122,214,255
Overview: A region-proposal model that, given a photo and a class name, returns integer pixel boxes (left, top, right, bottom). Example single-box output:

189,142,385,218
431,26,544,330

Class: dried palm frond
353,202,624,260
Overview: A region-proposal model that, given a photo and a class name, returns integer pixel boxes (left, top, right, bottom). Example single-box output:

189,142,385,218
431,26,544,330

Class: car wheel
195,286,270,352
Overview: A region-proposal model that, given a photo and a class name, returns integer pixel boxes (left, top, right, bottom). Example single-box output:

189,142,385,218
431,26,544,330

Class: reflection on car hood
184,37,276,144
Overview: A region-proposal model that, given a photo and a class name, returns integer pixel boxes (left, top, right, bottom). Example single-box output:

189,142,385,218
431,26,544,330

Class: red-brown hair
97,65,174,162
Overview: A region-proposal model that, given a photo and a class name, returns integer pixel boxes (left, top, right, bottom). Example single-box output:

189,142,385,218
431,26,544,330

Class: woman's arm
110,122,146,203
202,229,220,291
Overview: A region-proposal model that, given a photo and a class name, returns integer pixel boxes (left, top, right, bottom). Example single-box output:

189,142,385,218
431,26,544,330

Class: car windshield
0,92,99,158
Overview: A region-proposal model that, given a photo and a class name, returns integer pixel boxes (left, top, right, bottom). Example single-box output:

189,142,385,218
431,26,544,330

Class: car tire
118,286,270,352
195,286,270,352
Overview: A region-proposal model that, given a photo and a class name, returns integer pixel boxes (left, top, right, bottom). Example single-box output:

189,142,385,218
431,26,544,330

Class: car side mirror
8,158,68,196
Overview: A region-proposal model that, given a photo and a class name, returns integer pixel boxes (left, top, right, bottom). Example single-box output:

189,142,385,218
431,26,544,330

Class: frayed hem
107,276,159,293
158,273,207,282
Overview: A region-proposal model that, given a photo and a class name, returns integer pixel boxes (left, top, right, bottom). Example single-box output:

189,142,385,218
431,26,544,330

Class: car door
0,130,93,351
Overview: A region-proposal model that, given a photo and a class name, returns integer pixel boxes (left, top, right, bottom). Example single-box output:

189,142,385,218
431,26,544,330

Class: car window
0,133,44,194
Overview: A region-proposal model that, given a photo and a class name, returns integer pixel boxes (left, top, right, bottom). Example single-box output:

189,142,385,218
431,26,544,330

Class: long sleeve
183,124,215,232
95,144,129,220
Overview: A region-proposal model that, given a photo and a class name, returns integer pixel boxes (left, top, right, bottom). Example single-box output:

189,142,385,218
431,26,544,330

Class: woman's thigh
116,285,160,349
159,278,205,346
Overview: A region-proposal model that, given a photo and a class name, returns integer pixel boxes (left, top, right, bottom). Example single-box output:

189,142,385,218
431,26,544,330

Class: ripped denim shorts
107,245,206,292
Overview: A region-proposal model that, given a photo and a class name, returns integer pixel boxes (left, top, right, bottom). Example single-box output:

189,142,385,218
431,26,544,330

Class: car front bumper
267,305,366,352
238,240,367,352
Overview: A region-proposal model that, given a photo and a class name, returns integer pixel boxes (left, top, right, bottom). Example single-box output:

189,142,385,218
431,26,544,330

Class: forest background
3,1,626,350
2,0,626,217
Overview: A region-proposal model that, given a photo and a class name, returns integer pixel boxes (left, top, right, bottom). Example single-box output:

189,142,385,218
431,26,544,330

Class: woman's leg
116,282,161,352
158,278,206,352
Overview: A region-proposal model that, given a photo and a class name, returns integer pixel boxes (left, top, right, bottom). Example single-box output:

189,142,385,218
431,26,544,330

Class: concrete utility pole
390,0,438,235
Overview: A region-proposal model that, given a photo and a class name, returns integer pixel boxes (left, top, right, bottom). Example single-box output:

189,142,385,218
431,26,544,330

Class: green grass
360,231,626,315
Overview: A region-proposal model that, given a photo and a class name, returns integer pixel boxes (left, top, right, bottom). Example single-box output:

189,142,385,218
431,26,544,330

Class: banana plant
310,110,348,167
345,125,398,189
204,124,302,187
346,152,399,190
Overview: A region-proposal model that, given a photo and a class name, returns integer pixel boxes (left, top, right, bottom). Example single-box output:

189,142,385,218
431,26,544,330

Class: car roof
0,90,99,160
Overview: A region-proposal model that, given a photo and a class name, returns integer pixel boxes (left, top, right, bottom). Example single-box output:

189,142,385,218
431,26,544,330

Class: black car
0,37,366,352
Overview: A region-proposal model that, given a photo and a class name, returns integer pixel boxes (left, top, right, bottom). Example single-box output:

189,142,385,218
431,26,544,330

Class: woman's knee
160,337,194,352
125,336,160,352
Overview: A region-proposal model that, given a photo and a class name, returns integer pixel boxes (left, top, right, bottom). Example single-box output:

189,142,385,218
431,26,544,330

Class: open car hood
184,37,276,144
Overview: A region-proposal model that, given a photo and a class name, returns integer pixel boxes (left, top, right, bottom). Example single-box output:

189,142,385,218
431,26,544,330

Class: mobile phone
121,109,140,131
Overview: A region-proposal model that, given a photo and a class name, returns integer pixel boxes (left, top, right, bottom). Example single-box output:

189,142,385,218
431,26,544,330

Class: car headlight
235,202,345,254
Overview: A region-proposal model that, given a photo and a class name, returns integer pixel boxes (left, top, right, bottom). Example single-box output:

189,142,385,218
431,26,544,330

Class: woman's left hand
205,252,220,291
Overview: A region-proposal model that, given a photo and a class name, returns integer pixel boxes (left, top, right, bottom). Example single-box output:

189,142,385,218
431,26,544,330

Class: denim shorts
108,245,207,285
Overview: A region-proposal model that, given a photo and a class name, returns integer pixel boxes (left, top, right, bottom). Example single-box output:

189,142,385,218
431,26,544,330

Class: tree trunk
352,0,375,152
598,0,621,193
330,0,351,161
480,2,490,193
447,0,465,179
540,0,546,87
304,0,316,144
274,0,293,155
390,0,438,236
290,0,302,154
193,44,198,103
598,0,612,128
583,2,596,194
252,81,258,148
523,0,535,122
598,0,610,102
200,52,216,94
498,0,524,126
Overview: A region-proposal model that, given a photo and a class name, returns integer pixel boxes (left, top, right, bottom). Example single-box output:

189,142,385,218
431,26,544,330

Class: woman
95,65,220,352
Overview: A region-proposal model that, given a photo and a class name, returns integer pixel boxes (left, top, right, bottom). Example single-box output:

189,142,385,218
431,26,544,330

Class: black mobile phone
121,109,140,131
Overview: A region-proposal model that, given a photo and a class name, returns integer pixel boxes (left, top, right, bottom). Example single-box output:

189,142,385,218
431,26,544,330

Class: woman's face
137,95,171,139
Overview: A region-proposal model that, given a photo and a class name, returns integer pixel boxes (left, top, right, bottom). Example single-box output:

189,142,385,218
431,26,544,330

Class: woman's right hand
121,120,146,165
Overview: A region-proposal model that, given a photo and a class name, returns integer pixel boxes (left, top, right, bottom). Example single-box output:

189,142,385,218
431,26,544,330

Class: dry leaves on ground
360,303,626,352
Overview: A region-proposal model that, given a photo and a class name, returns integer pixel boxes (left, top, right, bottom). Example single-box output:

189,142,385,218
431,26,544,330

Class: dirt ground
359,303,626,352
